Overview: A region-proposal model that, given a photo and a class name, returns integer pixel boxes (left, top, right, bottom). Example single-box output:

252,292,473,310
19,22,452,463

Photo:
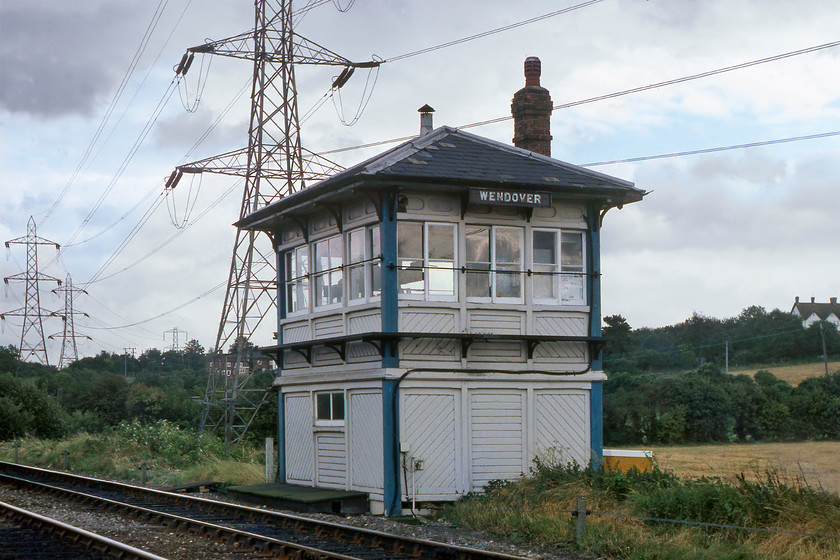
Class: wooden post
140,463,148,486
265,437,274,482
61,450,69,471
576,495,587,542
13,442,20,463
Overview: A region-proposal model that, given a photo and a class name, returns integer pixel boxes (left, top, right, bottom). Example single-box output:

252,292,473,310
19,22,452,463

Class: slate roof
791,300,840,321
239,125,645,229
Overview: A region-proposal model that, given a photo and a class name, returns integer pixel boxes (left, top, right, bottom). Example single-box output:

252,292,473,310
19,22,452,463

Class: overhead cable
582,130,840,167
385,0,606,62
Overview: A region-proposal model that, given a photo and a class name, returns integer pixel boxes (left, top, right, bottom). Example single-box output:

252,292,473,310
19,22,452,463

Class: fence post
139,463,148,486
265,438,274,482
61,450,69,471
576,494,587,542
13,442,20,463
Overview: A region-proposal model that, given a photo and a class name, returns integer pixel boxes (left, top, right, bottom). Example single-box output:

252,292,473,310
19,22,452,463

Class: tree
603,315,633,357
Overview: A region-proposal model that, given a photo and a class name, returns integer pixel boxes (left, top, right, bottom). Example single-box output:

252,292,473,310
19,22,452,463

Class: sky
1,0,838,362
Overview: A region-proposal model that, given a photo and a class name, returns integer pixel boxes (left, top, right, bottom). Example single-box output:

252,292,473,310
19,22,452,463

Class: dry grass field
731,360,840,385
643,441,840,495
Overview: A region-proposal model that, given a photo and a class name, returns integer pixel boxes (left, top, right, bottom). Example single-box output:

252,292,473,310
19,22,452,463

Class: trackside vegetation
443,459,840,560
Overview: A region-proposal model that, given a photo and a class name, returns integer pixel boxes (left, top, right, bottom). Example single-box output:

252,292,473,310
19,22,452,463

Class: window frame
531,228,587,305
465,224,524,303
397,221,457,301
314,390,345,427
284,245,310,315
313,234,344,309
346,225,381,304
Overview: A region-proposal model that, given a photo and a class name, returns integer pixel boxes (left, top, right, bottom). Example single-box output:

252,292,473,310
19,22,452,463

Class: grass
0,420,266,487
443,457,840,560
638,441,840,496
731,361,840,386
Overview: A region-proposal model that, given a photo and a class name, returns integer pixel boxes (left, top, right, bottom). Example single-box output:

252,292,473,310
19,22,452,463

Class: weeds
442,458,840,560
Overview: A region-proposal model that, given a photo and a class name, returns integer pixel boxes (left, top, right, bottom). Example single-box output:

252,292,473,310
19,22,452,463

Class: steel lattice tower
2,216,62,366
50,274,90,369
167,0,378,444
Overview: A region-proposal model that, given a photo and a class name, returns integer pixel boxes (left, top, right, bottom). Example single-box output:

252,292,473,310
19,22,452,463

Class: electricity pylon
49,274,91,369
1,217,62,366
167,0,379,444
163,326,188,352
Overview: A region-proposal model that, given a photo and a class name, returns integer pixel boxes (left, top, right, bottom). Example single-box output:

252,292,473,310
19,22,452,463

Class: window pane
428,261,454,296
332,392,344,420
428,224,454,260
533,264,556,299
349,229,365,263
314,240,328,273
370,228,381,297
466,226,491,297
398,223,423,259
398,260,424,294
349,264,365,300
315,273,329,306
466,226,490,262
561,232,583,269
467,264,491,297
496,266,522,298
495,228,522,264
533,231,556,264
316,393,331,420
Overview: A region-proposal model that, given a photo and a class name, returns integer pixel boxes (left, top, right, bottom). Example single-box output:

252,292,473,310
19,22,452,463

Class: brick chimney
511,57,553,156
831,297,837,305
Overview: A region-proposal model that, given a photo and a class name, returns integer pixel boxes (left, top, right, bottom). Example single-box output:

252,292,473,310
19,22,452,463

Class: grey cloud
0,1,145,117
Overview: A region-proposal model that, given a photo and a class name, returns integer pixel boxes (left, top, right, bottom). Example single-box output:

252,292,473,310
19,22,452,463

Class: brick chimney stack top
511,57,553,157
524,57,541,87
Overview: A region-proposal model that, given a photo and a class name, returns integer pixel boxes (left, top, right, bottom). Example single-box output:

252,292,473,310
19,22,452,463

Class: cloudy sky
1,0,838,361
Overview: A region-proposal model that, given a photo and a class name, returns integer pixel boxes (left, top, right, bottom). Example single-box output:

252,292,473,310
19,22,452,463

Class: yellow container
602,449,654,473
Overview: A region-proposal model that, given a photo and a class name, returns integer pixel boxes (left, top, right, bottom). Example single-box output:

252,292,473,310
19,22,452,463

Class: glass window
314,235,342,307
466,225,523,301
561,231,585,303
316,391,345,423
347,226,381,302
398,222,456,298
532,229,586,304
285,246,309,313
398,223,424,295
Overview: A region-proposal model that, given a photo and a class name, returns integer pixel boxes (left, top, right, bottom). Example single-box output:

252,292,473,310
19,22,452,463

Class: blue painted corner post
380,191,401,516
587,203,604,469
275,247,286,483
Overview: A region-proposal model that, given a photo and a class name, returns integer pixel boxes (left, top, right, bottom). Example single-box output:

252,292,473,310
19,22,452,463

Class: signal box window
315,391,345,425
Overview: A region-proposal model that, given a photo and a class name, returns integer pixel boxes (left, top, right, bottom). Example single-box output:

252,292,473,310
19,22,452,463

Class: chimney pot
831,297,837,305
418,104,435,135
811,297,816,303
795,296,800,303
524,56,541,86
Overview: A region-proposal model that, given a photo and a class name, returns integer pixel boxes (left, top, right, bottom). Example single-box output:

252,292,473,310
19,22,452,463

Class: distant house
791,297,840,328
207,352,272,377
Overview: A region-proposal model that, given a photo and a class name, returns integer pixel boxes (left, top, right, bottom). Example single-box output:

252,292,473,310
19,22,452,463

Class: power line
384,0,607,62
582,130,840,167
318,39,840,157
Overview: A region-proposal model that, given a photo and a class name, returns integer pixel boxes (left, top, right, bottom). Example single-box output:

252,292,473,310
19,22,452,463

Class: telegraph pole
168,0,379,444
1,216,62,367
123,347,136,378
49,274,91,369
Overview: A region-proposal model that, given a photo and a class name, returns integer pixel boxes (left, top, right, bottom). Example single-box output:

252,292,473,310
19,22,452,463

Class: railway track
0,500,167,560
0,461,530,560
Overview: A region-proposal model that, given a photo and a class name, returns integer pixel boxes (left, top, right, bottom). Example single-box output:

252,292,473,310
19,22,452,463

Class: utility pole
49,274,91,369
819,321,829,376
168,0,379,444
123,347,136,378
1,216,62,367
